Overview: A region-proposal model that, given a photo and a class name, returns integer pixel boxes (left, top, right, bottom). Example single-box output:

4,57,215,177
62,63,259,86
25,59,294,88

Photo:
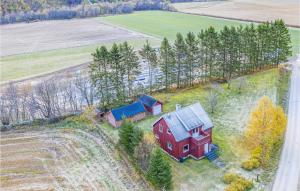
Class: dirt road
272,55,300,191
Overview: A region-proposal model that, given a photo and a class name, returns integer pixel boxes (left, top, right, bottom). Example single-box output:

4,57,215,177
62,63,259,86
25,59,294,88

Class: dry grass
0,17,147,57
0,129,150,191
173,0,300,27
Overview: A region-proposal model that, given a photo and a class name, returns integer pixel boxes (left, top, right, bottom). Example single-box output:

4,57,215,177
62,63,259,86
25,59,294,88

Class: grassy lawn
101,68,279,190
0,38,160,83
104,11,300,55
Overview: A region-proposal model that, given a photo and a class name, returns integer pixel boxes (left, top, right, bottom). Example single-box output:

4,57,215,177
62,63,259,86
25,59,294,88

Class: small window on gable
167,128,171,135
159,124,163,133
167,142,172,150
192,128,199,134
183,144,189,153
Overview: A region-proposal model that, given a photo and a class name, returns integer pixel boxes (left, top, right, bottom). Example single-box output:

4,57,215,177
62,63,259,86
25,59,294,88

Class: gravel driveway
272,55,300,191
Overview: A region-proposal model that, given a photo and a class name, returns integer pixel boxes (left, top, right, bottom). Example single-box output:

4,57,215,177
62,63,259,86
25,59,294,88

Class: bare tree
4,83,20,123
75,76,95,107
0,95,10,125
206,88,218,113
34,80,61,118
236,77,247,94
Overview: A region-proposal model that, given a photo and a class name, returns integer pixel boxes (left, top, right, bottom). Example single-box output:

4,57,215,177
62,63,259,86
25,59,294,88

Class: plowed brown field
0,129,150,191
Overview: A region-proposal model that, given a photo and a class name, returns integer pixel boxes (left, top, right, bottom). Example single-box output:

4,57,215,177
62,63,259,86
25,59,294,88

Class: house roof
138,94,159,108
156,102,213,142
111,102,146,121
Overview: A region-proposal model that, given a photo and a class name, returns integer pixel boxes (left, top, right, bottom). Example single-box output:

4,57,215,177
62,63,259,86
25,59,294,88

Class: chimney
176,104,181,111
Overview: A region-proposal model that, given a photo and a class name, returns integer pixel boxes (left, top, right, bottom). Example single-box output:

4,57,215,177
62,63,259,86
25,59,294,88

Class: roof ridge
189,105,204,126
175,112,189,131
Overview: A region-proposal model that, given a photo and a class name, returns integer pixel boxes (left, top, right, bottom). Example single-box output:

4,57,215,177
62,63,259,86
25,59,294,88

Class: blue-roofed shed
107,102,146,128
138,94,163,115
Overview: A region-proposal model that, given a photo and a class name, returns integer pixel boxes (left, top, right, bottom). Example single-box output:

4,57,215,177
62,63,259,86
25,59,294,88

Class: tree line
1,0,174,24
1,20,291,126
0,76,96,126
90,19,292,109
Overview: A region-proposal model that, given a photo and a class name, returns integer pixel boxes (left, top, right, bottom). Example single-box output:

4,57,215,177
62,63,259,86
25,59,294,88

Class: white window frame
167,142,173,150
159,124,163,133
183,144,189,153
167,128,171,135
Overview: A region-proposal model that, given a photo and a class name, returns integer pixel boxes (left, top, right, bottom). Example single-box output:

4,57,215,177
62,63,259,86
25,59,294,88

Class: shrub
223,173,253,191
241,158,260,171
223,173,239,184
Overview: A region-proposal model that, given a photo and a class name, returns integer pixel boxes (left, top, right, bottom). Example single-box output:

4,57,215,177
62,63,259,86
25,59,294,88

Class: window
183,144,189,153
167,128,171,135
155,134,159,139
159,124,163,133
192,128,199,134
167,142,173,150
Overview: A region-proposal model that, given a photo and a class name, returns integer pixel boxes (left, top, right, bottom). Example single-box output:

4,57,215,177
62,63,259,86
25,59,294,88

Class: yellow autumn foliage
244,96,287,168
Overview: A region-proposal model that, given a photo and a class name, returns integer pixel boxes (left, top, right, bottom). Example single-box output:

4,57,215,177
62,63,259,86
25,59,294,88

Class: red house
138,94,163,115
153,102,215,161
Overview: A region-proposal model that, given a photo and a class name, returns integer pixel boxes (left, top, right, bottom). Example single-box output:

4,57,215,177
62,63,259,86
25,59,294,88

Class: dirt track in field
0,128,150,191
173,0,300,27
0,17,147,56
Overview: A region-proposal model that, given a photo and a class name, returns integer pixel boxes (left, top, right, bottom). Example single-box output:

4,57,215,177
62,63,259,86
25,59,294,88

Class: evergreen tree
160,37,175,90
140,40,158,93
147,148,172,190
219,26,231,79
174,33,186,88
271,19,292,66
110,43,125,103
257,22,272,69
130,127,143,153
185,32,199,85
119,120,134,153
119,120,143,154
90,46,111,108
242,24,258,73
198,27,219,80
120,41,140,98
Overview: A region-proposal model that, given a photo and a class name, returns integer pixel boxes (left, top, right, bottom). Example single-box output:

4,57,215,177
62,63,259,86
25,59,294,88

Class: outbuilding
138,94,163,115
106,102,146,128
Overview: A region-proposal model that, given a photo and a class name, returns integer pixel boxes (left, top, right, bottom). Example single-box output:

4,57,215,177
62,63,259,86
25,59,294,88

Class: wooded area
0,0,174,24
0,20,291,127
90,20,291,108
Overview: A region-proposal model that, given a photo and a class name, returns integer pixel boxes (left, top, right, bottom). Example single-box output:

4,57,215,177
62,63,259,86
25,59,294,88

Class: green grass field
104,11,300,55
2,11,299,83
101,68,279,190
0,38,160,83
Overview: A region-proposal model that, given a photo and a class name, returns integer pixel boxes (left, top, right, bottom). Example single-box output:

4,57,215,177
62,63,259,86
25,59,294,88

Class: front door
204,143,209,153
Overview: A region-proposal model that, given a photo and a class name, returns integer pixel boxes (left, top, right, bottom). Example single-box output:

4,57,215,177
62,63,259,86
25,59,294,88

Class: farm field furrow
0,17,147,57
0,129,150,191
173,0,300,27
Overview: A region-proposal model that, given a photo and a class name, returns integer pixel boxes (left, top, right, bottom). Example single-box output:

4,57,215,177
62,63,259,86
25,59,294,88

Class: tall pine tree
160,37,175,91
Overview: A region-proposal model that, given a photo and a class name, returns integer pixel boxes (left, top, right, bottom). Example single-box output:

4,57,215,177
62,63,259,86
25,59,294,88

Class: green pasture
104,11,300,55
0,38,160,83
